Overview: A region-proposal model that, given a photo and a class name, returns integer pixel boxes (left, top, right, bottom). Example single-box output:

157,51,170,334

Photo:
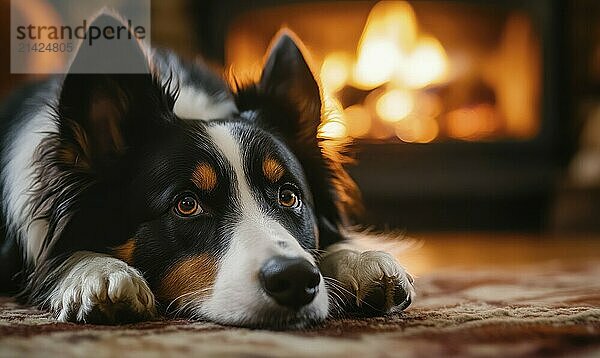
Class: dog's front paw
49,253,156,324
320,249,414,315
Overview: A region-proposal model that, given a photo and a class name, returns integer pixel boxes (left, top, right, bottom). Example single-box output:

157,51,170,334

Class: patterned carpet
0,260,599,357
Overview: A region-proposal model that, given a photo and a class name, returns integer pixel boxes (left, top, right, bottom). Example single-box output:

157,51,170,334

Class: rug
0,260,599,357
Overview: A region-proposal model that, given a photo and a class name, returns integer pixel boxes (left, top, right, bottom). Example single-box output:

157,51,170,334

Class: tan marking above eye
192,162,218,191
262,157,285,183
156,255,217,304
112,239,136,265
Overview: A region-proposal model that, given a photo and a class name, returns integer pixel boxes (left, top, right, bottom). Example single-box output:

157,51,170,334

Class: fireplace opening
226,1,542,145
200,0,563,232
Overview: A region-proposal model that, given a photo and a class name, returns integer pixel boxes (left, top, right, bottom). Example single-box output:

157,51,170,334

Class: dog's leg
43,251,156,324
319,245,414,316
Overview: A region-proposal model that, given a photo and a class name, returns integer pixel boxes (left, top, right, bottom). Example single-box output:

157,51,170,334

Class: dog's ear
258,31,321,146
237,30,361,248
57,14,173,171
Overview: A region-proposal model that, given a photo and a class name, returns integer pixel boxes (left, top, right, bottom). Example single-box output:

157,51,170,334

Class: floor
0,234,599,357
398,233,600,275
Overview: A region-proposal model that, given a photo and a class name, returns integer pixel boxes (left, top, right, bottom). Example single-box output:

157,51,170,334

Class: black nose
259,256,321,309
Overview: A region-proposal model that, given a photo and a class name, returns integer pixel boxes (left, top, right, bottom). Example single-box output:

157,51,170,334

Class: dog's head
41,18,358,328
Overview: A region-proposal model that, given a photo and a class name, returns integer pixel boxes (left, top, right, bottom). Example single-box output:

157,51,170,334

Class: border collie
0,14,414,328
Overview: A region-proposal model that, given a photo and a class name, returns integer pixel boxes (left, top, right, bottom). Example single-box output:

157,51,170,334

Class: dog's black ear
57,14,172,170
237,30,361,249
258,31,321,146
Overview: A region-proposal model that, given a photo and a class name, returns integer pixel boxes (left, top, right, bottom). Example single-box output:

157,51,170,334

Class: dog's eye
278,185,301,208
175,194,203,217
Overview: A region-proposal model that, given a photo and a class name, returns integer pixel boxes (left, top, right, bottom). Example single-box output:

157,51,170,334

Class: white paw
320,249,414,315
49,253,156,324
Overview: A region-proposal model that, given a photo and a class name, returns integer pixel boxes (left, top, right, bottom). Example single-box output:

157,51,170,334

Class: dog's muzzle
259,256,321,310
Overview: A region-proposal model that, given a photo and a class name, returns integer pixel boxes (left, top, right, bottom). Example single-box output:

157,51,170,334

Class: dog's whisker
323,277,355,297
167,287,214,317
165,291,200,314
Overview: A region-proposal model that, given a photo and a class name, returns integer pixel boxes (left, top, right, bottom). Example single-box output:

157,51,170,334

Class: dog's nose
259,256,321,309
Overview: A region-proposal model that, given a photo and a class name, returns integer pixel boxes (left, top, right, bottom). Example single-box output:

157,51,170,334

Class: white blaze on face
199,124,328,326
173,86,237,121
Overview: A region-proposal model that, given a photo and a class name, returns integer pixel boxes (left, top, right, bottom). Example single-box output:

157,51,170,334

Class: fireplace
191,0,567,232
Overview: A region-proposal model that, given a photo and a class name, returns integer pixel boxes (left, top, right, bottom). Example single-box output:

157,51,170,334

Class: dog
0,14,414,328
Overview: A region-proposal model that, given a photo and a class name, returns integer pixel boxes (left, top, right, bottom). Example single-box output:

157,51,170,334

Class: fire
353,39,402,90
352,1,417,90
227,0,540,144
320,52,352,93
337,0,447,141
401,36,448,88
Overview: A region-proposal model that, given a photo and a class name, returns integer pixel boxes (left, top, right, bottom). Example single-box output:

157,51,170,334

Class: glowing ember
395,117,439,143
376,89,414,122
413,92,443,119
446,104,499,141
